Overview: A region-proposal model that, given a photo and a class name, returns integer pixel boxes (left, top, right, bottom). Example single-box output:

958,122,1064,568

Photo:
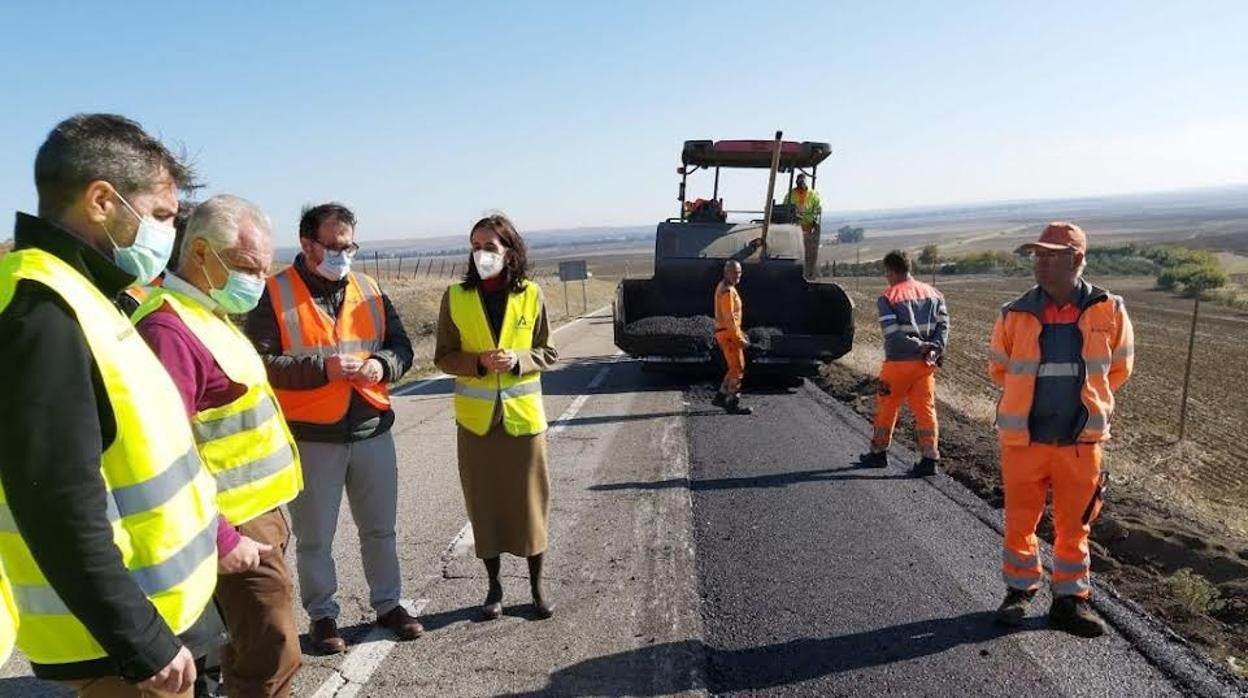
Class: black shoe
1048,596,1105,638
994,588,1036,627
711,392,727,408
911,457,939,477
724,396,753,415
482,579,503,621
860,451,888,469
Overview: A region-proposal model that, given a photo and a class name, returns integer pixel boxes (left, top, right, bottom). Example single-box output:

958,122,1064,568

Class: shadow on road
501,611,1035,697
589,465,915,493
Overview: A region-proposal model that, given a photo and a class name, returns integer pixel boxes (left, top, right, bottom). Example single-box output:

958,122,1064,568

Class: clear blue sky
2,1,1245,245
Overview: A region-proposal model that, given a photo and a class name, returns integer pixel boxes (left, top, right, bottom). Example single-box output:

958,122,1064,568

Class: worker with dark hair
861,249,949,476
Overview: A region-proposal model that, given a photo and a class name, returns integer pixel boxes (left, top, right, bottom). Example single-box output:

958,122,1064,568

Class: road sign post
558,261,589,318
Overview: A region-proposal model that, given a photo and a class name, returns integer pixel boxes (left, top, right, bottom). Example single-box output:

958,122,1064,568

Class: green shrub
1169,568,1225,616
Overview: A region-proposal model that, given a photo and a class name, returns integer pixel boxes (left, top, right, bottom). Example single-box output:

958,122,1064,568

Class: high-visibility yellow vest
132,287,303,525
0,562,16,664
448,282,547,436
0,249,218,665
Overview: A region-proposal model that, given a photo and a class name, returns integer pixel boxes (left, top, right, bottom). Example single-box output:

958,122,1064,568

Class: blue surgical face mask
315,247,353,281
204,245,266,314
102,190,176,286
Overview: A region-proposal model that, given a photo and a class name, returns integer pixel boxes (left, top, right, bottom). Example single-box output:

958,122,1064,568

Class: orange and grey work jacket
878,278,949,361
714,281,746,344
989,281,1134,447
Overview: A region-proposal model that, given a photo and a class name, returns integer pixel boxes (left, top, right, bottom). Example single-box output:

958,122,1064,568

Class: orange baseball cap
1022,222,1087,253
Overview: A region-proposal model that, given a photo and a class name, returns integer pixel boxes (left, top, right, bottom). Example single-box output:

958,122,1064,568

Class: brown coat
434,284,558,558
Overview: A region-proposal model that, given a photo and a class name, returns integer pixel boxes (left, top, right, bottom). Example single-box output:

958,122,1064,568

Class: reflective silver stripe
11,517,218,616
105,447,202,523
214,443,296,493
11,584,67,616
1084,413,1108,431
272,272,309,354
1003,571,1041,590
1113,345,1134,360
1052,556,1091,574
1037,362,1081,378
1052,578,1091,597
0,505,16,533
996,413,1029,430
882,324,902,336
1006,360,1039,375
455,383,498,402
1084,358,1110,375
989,351,1009,365
130,517,217,597
352,274,386,339
338,339,381,355
193,399,278,443
500,381,542,400
1003,549,1039,570
878,314,897,321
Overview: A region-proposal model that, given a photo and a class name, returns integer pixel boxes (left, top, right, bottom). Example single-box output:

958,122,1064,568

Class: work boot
310,617,347,655
711,391,727,408
994,588,1036,627
911,457,939,477
724,395,753,415
1048,596,1106,638
860,451,888,469
377,605,425,640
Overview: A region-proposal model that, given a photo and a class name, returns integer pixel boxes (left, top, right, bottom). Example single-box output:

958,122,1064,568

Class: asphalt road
0,307,1242,697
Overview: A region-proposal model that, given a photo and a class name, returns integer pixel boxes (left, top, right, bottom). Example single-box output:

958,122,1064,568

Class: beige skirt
456,423,550,559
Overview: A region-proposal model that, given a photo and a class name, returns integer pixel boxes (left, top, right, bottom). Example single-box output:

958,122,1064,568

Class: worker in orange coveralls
860,250,949,476
990,222,1134,638
712,260,753,415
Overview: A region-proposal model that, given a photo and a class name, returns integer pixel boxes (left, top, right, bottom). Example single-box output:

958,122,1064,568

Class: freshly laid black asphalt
685,382,1195,697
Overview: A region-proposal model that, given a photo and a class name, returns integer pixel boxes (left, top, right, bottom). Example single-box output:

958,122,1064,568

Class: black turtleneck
0,213,223,681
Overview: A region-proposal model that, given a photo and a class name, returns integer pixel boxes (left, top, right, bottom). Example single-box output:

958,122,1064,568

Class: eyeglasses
316,241,360,256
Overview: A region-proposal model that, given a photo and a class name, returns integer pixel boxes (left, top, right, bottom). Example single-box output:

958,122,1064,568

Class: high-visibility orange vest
988,286,1134,447
266,268,390,424
122,274,163,305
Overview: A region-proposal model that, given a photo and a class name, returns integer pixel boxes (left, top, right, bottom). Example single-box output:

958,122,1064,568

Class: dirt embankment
819,275,1248,673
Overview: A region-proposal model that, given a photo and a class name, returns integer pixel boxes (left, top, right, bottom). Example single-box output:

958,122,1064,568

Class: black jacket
0,213,223,682
244,255,413,442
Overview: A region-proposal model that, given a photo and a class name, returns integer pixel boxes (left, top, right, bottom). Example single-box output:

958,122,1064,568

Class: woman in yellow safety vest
434,214,558,621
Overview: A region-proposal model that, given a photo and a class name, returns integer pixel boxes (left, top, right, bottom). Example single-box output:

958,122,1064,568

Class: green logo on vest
516,315,529,328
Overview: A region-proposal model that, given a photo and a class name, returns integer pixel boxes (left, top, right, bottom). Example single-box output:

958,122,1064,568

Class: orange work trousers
1001,442,1104,599
871,360,938,458
717,334,745,394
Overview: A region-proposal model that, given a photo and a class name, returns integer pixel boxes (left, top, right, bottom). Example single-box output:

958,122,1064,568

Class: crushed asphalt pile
625,315,716,340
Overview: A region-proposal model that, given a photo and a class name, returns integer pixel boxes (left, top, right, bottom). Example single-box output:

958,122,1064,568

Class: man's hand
219,535,273,575
326,354,363,381
350,358,385,386
920,342,941,367
139,646,196,694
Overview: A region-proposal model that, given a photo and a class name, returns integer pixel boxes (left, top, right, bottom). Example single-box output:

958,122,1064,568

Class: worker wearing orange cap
989,222,1134,637
712,260,752,415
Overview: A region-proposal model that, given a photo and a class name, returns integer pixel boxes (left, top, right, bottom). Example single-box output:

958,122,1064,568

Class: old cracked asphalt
1,307,1241,697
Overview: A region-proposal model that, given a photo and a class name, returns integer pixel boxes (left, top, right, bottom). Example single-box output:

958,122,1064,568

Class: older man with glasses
244,203,420,654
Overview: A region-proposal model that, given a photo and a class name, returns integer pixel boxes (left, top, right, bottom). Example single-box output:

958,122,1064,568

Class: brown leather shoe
311,617,347,655
377,605,424,640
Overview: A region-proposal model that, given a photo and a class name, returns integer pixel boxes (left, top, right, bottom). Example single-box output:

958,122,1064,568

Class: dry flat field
821,274,1248,667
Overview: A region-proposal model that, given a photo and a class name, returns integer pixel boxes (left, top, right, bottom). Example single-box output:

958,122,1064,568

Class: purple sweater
136,305,246,556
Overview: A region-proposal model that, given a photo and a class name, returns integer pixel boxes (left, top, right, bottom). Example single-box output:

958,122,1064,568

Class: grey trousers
287,431,401,621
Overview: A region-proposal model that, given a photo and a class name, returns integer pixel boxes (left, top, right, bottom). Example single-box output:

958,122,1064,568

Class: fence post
1178,292,1201,441
396,256,403,281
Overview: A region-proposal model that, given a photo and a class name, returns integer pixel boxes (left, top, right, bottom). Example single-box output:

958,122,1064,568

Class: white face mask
473,249,505,280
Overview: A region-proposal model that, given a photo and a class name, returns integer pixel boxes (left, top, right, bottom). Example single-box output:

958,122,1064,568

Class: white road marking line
445,521,475,560
392,304,612,397
310,598,430,698
549,366,611,434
